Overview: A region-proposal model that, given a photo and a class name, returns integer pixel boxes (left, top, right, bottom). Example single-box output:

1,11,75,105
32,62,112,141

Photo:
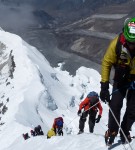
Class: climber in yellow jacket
100,17,135,146
47,128,56,139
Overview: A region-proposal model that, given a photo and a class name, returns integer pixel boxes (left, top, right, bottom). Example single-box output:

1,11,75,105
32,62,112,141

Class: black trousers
108,82,127,133
120,90,135,136
108,82,135,137
57,128,63,136
79,109,97,132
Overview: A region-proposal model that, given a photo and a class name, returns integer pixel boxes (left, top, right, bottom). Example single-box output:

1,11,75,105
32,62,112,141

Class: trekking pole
107,103,133,150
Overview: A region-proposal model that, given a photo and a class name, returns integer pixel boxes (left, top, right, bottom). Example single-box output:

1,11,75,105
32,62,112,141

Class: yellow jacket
101,35,135,82
47,128,56,139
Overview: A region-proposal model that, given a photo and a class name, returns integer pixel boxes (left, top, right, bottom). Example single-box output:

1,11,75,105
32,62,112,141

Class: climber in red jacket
77,91,103,134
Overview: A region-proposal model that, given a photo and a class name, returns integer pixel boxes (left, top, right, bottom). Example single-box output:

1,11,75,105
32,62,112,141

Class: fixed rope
105,85,133,150
107,103,133,150
65,101,100,127
106,84,134,150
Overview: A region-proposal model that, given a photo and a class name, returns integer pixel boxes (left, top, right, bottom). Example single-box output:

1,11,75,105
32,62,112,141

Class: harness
115,33,130,64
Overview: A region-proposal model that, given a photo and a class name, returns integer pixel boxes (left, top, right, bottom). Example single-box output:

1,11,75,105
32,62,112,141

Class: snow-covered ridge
0,30,101,149
0,27,4,31
0,30,134,150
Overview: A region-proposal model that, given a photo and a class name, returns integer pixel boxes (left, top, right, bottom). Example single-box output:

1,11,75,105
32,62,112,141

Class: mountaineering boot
108,133,116,146
90,129,93,133
78,130,84,134
89,127,94,133
120,136,125,144
120,134,132,144
127,135,132,143
105,129,117,146
105,130,110,145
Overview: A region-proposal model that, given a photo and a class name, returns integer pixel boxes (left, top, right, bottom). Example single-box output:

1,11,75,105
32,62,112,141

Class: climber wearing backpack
30,130,36,137
100,18,135,145
22,133,30,140
52,117,64,136
34,125,44,136
77,91,103,134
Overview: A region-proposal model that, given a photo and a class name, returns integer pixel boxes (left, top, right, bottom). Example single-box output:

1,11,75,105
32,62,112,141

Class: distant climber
77,91,103,134
30,125,44,137
34,125,44,136
30,130,36,137
22,133,30,140
52,117,64,136
47,128,56,139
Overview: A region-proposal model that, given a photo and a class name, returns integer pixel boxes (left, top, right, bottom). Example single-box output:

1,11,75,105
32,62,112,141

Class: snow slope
0,30,134,150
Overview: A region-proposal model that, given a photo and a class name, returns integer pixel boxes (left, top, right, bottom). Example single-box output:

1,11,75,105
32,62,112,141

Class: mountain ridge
0,0,135,75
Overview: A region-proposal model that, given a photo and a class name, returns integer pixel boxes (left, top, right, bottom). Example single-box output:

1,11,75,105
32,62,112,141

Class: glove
100,82,110,103
77,110,81,116
95,115,101,123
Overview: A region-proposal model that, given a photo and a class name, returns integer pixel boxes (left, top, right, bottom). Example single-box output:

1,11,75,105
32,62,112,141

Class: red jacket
52,117,64,129
79,97,103,116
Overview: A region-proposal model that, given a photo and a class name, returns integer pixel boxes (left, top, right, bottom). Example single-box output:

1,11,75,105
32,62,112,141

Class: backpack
115,33,129,60
90,96,99,106
56,119,63,128
114,33,131,81
115,33,123,59
87,91,99,106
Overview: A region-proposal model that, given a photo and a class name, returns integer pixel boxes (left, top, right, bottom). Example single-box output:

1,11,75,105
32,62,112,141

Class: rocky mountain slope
0,0,135,75
54,1,135,65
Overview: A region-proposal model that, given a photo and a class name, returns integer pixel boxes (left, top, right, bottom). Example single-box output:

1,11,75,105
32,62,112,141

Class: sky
0,29,135,150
